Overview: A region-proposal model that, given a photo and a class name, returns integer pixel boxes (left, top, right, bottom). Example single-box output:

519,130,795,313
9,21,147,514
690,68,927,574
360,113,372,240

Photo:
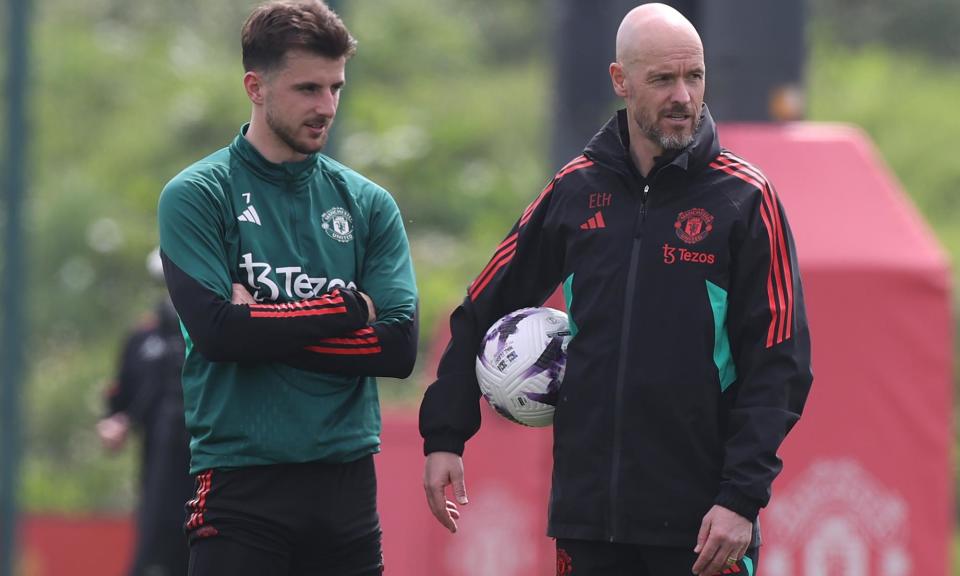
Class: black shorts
555,538,759,576
185,454,383,576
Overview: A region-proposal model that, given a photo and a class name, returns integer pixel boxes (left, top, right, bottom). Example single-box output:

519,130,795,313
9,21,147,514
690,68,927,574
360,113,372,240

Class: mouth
663,110,691,122
661,110,693,131
304,120,328,135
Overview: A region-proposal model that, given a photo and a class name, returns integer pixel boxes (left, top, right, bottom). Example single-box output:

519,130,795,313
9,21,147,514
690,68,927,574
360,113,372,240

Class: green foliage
807,41,960,276
809,0,960,60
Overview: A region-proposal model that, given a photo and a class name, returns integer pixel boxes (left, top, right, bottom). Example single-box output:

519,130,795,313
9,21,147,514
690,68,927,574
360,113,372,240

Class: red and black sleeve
282,304,419,378
419,156,593,455
712,153,813,521
161,251,369,363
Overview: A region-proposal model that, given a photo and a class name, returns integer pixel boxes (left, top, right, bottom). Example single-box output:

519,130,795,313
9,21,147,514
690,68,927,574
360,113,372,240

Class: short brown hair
241,0,357,72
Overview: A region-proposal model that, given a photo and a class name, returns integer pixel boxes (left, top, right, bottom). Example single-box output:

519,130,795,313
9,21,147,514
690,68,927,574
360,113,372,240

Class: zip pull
633,184,651,237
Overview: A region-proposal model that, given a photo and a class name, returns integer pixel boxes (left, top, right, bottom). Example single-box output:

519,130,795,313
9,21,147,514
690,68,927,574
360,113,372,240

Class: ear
243,71,266,105
609,62,627,98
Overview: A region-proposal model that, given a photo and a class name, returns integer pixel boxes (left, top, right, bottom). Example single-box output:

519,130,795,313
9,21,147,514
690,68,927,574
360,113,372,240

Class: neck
625,116,660,178
244,111,307,164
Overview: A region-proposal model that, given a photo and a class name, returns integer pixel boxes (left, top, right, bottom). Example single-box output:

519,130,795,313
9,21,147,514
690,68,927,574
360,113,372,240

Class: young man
157,2,417,574
419,4,812,576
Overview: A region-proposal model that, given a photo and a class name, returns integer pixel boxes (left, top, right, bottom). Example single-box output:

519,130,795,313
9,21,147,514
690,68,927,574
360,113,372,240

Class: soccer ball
475,307,571,427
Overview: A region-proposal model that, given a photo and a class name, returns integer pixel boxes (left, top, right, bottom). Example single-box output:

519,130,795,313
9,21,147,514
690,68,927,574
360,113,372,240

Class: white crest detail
444,484,536,576
765,458,910,576
321,207,354,243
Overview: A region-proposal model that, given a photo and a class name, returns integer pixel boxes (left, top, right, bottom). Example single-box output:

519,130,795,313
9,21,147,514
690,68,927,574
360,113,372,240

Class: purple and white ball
475,307,571,427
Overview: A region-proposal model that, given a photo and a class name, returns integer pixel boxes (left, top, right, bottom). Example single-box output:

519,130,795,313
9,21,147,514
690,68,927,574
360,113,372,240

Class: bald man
420,4,812,575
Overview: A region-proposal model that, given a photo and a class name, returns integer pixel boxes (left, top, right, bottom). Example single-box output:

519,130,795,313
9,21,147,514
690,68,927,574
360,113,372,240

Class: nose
670,80,692,104
316,89,339,117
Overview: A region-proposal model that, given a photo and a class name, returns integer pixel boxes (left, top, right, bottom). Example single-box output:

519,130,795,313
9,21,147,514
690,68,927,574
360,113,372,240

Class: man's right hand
423,451,468,533
96,413,130,452
232,283,257,304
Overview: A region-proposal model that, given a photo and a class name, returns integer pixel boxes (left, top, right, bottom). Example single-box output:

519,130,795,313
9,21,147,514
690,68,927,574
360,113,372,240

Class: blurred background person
96,248,192,576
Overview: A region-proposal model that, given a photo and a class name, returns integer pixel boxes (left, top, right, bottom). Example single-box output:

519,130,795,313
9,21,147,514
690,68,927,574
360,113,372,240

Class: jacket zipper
608,183,649,540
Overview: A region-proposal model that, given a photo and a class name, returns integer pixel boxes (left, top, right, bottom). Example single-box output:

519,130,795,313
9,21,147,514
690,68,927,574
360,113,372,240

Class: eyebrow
292,80,345,89
646,65,705,78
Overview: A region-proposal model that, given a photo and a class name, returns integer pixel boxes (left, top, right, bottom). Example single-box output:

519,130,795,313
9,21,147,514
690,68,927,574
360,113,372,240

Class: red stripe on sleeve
468,234,518,295
520,157,593,227
305,345,383,355
469,249,516,301
711,156,787,347
315,335,380,345
558,156,593,176
471,156,593,302
715,156,784,343
719,153,795,345
520,181,556,227
248,290,344,311
560,154,589,171
249,306,348,318
305,326,382,354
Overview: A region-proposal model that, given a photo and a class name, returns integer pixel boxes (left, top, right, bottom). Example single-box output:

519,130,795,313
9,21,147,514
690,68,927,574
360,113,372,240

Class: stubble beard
637,105,700,151
265,105,330,157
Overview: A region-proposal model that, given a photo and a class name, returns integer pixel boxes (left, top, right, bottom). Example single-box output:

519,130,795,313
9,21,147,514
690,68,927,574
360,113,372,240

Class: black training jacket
419,106,813,546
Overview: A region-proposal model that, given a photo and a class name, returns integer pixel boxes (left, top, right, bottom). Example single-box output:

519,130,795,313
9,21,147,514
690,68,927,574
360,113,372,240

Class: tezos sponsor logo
662,243,716,265
674,207,714,244
321,207,354,243
238,252,356,301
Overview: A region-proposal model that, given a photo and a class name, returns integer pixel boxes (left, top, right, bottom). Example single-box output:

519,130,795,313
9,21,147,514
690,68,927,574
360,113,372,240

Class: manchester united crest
321,207,354,243
674,208,714,244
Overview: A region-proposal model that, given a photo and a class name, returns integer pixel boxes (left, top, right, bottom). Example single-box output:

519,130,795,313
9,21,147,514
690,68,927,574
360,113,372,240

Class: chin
297,139,327,155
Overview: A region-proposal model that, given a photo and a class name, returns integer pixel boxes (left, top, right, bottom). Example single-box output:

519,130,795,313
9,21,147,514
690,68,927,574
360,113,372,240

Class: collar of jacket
231,123,320,186
583,103,721,180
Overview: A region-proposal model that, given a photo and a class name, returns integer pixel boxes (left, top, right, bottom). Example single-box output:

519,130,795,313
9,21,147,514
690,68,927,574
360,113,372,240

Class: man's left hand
692,505,752,575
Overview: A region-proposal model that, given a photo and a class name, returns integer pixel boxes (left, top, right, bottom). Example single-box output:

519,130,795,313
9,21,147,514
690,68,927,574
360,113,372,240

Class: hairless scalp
615,3,703,66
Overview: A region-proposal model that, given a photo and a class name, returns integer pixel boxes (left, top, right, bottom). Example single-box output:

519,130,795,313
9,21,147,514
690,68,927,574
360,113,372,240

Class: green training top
158,125,417,474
